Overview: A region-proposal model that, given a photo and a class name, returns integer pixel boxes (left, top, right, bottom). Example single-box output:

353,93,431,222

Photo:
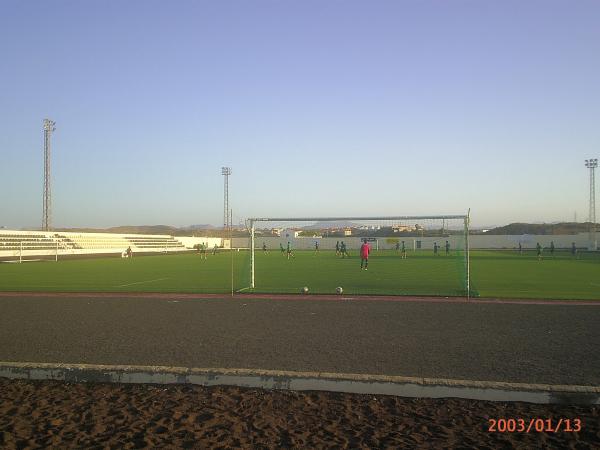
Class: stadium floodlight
585,159,598,250
42,119,56,231
221,167,232,231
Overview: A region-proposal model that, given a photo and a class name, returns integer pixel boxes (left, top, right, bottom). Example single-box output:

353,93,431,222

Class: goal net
243,214,471,297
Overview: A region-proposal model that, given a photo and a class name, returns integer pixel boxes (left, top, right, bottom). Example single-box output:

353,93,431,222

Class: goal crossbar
249,215,467,222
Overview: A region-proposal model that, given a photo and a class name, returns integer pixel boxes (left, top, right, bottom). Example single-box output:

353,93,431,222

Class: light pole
43,119,56,231
221,167,232,231
585,159,598,250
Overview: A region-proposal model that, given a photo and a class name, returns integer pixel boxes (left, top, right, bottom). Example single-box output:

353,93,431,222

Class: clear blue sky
1,0,599,229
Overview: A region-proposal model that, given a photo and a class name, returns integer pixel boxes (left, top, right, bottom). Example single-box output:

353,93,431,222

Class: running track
0,293,599,386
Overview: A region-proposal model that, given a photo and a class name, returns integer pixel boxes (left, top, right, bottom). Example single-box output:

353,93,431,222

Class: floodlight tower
43,119,56,231
221,167,232,231
585,158,598,250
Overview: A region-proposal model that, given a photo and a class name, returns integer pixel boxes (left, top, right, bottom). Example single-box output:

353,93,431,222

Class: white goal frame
247,213,471,298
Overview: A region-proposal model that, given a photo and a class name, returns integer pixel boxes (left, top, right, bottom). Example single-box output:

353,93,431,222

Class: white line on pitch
115,278,169,287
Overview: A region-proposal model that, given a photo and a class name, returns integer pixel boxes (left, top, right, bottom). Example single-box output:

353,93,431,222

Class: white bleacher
0,230,191,259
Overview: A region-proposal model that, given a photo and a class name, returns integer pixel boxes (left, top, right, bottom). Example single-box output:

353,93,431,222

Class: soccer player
286,241,295,260
340,241,349,258
550,241,555,258
360,239,370,270
518,242,522,255
262,242,268,253
445,240,450,255
571,242,577,258
212,243,218,256
335,241,340,256
433,242,439,256
280,243,285,255
126,246,133,258
536,242,542,260
200,242,207,260
314,240,319,254
401,241,407,259
395,242,400,252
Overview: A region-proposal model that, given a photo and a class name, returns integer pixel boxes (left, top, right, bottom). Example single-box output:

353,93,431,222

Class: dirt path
1,378,598,449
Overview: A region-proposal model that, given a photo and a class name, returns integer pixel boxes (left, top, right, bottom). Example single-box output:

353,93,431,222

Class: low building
392,225,413,233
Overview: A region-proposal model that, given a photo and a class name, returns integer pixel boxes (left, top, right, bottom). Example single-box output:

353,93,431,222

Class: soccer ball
336,286,343,295
301,286,309,294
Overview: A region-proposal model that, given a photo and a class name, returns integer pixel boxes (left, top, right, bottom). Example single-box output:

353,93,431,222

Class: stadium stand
0,230,189,259
124,236,185,250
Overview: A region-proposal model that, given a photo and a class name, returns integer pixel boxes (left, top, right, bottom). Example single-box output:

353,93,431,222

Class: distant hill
484,222,597,235
189,224,217,230
55,225,181,235
53,224,247,237
107,225,179,235
38,221,600,237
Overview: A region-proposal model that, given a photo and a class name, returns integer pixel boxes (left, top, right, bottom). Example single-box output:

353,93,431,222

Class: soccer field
0,250,598,299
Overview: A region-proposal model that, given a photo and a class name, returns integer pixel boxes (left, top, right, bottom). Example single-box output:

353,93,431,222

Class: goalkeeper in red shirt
360,239,370,270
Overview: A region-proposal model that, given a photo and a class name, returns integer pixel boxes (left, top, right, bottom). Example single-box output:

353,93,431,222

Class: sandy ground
0,379,598,449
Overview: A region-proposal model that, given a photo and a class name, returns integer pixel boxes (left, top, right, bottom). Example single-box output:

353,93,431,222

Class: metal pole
43,119,56,231
465,209,471,299
230,216,234,297
20,241,22,264
585,159,598,250
250,220,255,289
56,241,58,262
222,167,231,231
591,163,597,249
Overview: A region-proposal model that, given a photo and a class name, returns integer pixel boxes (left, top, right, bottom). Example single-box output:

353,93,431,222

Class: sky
1,0,599,229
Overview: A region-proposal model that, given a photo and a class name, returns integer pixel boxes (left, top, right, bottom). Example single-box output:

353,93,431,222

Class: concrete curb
1,362,598,405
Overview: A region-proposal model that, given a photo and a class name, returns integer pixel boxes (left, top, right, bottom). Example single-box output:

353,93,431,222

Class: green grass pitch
0,249,599,300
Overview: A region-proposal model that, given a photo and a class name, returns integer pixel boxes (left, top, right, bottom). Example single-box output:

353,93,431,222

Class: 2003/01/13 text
488,418,582,433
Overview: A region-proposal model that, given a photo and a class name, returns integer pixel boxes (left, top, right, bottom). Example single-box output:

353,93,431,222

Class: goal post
246,214,472,297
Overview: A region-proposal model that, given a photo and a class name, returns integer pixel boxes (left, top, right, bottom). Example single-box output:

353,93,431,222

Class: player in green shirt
401,241,407,259
286,241,295,260
340,241,349,258
536,242,542,260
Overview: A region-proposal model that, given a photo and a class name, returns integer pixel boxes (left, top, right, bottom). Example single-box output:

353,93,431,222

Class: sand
0,378,598,449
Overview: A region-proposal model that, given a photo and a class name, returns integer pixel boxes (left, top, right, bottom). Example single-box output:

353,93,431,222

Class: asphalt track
0,293,599,386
